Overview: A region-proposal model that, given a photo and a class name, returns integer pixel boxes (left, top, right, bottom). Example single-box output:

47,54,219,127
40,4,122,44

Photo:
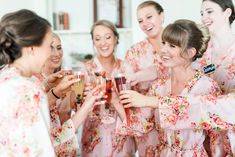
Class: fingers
83,91,105,111
63,74,78,82
94,92,106,106
47,70,64,82
119,90,131,100
123,103,133,108
54,77,77,98
94,100,105,106
60,74,78,87
64,79,78,89
54,70,65,78
90,84,105,96
84,83,94,92
120,98,131,104
60,69,73,76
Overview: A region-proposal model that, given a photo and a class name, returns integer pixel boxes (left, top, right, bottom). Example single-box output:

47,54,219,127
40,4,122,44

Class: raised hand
119,90,158,108
44,70,72,92
52,74,78,99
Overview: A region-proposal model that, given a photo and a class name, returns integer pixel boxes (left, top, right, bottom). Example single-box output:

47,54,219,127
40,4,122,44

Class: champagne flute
73,67,85,103
94,71,116,124
114,74,131,125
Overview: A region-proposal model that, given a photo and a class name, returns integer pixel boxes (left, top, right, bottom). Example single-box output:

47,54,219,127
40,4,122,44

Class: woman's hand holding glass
82,84,106,113
44,70,72,92
119,90,158,108
83,73,97,102
52,74,78,99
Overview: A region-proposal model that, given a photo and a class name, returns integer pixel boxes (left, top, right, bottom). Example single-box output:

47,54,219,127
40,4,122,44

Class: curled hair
90,19,119,44
137,0,164,14
162,19,210,61
203,0,235,24
0,9,51,65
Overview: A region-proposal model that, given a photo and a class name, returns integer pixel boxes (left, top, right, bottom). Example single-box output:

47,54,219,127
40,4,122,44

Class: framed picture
93,0,123,28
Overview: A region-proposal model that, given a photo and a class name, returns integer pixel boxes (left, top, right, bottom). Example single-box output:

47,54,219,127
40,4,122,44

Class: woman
120,19,221,156
0,9,105,157
35,33,79,156
37,33,105,157
195,0,235,155
121,1,168,156
0,9,56,157
81,20,136,157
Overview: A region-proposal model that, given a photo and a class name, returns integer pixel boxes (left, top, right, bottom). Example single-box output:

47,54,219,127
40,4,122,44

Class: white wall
131,0,235,43
0,0,50,19
1,0,235,60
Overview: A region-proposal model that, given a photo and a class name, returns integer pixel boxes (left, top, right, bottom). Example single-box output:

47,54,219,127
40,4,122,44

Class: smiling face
201,0,230,34
159,20,207,68
44,35,63,70
93,25,117,58
137,5,164,38
160,41,191,68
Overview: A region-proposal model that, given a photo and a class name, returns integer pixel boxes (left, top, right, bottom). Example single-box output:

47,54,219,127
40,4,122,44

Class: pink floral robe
81,57,136,157
157,94,235,130
36,73,78,157
121,39,168,157
0,65,55,157
193,41,235,156
149,70,220,156
156,92,235,156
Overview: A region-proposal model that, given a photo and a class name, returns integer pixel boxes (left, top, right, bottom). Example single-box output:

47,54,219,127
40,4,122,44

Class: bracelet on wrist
51,88,60,99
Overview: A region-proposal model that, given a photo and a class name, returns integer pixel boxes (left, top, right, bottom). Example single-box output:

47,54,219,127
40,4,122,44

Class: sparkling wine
105,78,112,108
114,75,131,125
73,74,85,99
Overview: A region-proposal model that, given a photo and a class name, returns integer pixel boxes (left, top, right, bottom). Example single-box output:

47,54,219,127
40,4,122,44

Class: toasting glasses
90,71,116,124
73,68,85,104
114,74,131,125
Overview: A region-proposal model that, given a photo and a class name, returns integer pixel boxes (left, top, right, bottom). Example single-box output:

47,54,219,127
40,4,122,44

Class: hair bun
196,24,210,57
0,28,21,64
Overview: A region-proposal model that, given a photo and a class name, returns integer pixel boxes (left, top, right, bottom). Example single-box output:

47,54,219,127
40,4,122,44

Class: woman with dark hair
195,0,235,155
0,9,56,157
0,9,104,157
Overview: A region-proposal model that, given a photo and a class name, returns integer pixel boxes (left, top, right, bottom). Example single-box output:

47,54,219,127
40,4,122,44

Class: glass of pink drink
95,71,115,124
114,75,131,125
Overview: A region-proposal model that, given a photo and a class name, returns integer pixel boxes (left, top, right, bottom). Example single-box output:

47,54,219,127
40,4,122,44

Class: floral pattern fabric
0,65,55,157
149,70,221,156
120,39,168,157
81,57,136,157
36,73,78,157
193,41,235,156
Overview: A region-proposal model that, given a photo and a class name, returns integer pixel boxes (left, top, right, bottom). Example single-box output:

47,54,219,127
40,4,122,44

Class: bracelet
51,88,60,99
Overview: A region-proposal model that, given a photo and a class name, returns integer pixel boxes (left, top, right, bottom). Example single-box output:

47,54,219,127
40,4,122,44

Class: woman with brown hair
120,19,221,156
81,19,136,157
0,9,56,156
